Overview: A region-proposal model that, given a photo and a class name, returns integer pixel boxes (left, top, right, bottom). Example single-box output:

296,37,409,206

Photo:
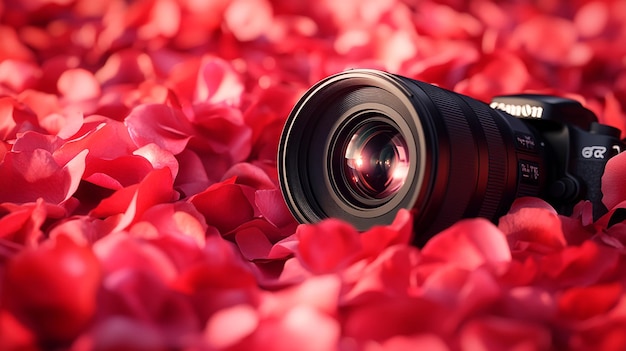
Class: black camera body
489,94,622,219
278,69,624,246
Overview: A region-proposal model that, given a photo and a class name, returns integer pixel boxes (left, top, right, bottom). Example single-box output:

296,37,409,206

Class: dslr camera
278,69,624,246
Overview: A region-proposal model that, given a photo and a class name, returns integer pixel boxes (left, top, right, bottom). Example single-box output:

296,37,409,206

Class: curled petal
255,189,297,229
189,178,255,234
499,198,567,252
125,103,193,155
194,56,243,105
602,151,626,211
422,218,511,271
295,219,362,274
0,148,87,205
90,167,177,232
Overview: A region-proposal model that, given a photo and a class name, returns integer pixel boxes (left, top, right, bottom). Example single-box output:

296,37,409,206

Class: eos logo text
490,102,544,118
581,146,607,159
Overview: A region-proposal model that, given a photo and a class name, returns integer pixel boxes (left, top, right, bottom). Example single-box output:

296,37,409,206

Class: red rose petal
235,226,274,261
3,235,101,344
0,148,87,205
421,218,511,271
558,283,622,320
343,296,452,341
341,245,419,305
93,232,178,281
459,316,552,351
598,92,626,139
131,202,208,247
499,198,567,252
360,208,413,256
245,305,340,351
190,103,252,160
255,189,297,229
539,240,619,287
0,60,41,93
125,103,193,155
54,116,137,166
0,311,37,351
374,334,449,351
295,219,362,274
454,52,530,102
602,146,626,210
90,167,177,232
133,143,179,180
83,155,154,190
0,26,36,62
70,317,166,351
194,56,243,105
94,49,156,87
0,199,47,246
38,109,84,139
57,68,101,101
224,0,273,42
173,149,210,197
512,14,580,65
222,162,276,190
189,178,255,234
204,304,259,349
575,1,609,38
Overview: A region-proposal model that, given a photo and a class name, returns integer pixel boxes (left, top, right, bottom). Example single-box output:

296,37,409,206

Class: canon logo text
490,102,544,118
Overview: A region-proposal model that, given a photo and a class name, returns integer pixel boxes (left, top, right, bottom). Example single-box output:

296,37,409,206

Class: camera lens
278,69,546,245
343,121,409,200
337,119,409,204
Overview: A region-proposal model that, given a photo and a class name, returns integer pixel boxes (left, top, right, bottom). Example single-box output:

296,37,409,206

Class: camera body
278,69,624,246
489,94,623,219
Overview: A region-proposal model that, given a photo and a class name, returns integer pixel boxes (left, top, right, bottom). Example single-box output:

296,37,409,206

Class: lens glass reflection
344,122,409,199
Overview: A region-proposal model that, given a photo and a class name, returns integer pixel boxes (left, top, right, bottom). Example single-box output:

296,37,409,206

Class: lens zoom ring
411,81,480,225
461,96,508,218
415,79,509,220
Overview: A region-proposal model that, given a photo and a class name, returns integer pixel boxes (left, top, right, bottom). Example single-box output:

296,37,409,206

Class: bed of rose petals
2,0,626,350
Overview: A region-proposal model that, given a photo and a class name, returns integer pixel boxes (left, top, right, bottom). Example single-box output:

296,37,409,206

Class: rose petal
255,189,297,229
189,178,255,234
499,198,567,252
235,226,274,261
133,143,179,180
511,14,580,65
125,103,194,155
372,334,449,351
57,68,101,101
421,218,511,271
0,311,37,351
558,283,622,320
224,0,273,42
602,149,626,210
459,316,552,351
0,148,87,205
360,208,413,256
0,199,47,246
3,235,101,344
83,155,154,190
295,219,362,274
539,240,619,287
90,167,177,232
204,304,259,348
247,305,340,351
194,56,243,105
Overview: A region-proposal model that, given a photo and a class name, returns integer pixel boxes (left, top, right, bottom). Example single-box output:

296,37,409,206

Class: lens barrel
278,69,546,245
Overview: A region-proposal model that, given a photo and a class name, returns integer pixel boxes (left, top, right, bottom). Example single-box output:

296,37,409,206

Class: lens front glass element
343,121,410,201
